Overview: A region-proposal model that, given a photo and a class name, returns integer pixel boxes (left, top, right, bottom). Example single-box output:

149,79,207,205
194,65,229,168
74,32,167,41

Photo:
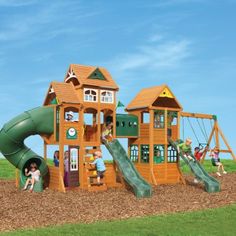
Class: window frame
130,145,139,163
100,90,114,104
84,88,98,102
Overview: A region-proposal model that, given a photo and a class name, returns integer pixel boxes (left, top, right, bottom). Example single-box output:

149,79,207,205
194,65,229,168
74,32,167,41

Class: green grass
180,159,236,174
1,159,236,180
1,204,236,236
0,159,15,180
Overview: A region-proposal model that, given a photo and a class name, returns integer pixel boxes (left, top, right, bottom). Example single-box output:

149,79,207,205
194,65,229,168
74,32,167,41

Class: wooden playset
0,64,235,196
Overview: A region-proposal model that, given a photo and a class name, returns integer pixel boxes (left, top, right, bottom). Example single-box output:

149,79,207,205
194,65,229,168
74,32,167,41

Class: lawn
180,159,236,174
1,158,236,180
1,204,236,236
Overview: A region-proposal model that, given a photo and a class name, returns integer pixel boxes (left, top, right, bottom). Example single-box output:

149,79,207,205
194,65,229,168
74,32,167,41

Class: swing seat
211,158,220,167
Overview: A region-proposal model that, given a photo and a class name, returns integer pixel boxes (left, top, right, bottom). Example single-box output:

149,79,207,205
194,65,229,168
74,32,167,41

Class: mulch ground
1,173,236,232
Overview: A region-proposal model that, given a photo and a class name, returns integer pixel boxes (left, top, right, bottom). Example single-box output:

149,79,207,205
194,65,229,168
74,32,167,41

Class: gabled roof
126,84,182,111
43,82,80,105
64,64,119,90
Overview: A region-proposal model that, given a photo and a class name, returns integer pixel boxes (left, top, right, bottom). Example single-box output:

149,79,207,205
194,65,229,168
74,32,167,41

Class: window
154,110,165,128
141,112,150,124
167,111,178,127
100,90,114,103
168,145,178,163
130,145,139,162
141,145,149,163
84,89,98,102
154,145,165,164
70,148,78,171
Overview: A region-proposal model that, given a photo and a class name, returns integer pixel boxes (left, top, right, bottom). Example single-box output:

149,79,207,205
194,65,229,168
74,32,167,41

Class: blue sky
0,0,236,158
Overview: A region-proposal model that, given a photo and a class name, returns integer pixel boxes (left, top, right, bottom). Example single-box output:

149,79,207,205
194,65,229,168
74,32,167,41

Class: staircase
84,147,107,192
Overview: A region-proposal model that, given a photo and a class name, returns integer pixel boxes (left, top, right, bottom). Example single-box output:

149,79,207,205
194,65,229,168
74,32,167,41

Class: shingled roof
64,64,119,90
43,82,80,105
126,85,182,111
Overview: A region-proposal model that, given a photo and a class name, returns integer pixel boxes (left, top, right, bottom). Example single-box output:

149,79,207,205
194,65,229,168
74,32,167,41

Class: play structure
0,64,235,197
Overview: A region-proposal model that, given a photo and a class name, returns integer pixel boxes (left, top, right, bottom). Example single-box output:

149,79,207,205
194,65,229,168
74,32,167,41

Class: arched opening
84,108,98,142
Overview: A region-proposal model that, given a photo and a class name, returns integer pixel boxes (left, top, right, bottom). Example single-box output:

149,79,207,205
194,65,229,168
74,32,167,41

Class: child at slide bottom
90,151,106,186
23,163,41,192
210,147,227,177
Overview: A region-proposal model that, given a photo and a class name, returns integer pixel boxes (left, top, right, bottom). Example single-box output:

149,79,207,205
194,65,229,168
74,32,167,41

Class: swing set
180,112,236,163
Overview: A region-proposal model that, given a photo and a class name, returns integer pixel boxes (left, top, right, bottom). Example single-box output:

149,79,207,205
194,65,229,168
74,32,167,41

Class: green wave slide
104,139,152,198
168,138,220,193
0,106,54,191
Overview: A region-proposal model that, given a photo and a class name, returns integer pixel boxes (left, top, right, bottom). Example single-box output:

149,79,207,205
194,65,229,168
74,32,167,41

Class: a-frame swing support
180,112,236,162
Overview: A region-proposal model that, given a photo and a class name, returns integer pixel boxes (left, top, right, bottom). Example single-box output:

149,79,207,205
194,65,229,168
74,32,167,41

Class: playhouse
0,63,235,196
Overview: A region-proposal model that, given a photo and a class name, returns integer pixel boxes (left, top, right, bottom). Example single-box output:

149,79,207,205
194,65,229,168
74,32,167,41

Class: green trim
153,145,165,164
66,128,78,139
50,97,58,105
141,145,149,163
88,68,106,80
212,115,217,121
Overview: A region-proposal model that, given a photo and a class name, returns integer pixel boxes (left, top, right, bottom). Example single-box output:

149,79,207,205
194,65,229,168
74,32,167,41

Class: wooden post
149,109,157,185
112,109,116,138
43,142,47,161
79,107,85,188
215,120,220,149
217,123,236,161
59,105,65,192
164,109,168,181
177,112,180,140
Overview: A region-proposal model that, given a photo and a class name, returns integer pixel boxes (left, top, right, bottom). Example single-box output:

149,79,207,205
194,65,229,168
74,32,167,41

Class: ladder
84,147,107,191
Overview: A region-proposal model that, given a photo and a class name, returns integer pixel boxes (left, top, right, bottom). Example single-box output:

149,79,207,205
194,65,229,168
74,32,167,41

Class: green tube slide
104,139,152,198
168,138,220,193
0,106,54,190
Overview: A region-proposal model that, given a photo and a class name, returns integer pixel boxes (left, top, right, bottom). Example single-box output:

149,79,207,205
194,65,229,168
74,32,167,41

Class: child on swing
210,147,227,176
23,162,41,192
194,145,209,162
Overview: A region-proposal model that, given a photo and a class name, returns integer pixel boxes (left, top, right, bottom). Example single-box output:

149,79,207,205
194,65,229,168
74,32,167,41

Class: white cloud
107,37,191,74
0,1,101,43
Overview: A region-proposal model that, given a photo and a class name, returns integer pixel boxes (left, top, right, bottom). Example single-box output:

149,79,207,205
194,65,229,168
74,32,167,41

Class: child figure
210,147,227,176
101,122,113,143
53,150,59,167
177,138,195,162
23,163,40,192
90,151,106,185
64,151,69,187
65,111,74,122
194,145,209,162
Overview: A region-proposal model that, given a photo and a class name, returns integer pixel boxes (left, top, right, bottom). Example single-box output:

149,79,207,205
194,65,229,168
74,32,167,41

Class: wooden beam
58,105,65,192
149,109,157,185
217,123,236,161
181,112,214,120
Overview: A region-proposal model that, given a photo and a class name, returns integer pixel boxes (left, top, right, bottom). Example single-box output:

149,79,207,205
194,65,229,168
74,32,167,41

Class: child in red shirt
194,146,208,162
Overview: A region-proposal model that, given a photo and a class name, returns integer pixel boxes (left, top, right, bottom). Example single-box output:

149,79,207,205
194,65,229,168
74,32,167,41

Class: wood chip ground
1,173,236,232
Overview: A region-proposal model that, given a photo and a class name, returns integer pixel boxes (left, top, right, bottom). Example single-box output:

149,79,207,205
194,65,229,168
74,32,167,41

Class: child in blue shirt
90,151,106,185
